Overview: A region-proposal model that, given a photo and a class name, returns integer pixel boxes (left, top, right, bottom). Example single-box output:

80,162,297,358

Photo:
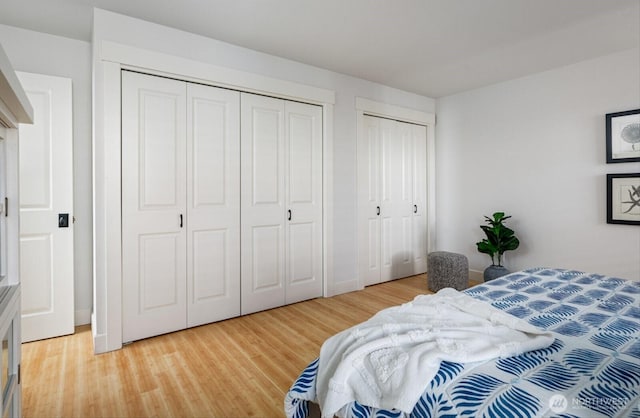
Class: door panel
252,108,281,204
285,101,322,304
122,71,187,342
241,93,285,315
390,122,415,280
19,234,52,314
139,233,181,309
140,94,181,207
288,113,313,203
192,230,227,298
381,216,393,277
251,224,282,291
288,222,313,284
358,116,381,286
186,83,239,327
379,118,397,282
18,91,50,209
17,72,74,343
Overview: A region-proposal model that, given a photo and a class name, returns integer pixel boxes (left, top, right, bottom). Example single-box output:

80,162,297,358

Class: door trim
93,44,334,353
355,97,436,291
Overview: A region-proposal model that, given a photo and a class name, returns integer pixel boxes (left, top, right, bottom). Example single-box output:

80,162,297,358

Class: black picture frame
607,173,640,225
606,108,640,163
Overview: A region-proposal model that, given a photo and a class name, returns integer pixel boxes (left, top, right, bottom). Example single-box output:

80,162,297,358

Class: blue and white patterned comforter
285,268,640,418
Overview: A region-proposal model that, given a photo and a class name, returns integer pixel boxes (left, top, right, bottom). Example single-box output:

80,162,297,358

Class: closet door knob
288,210,292,221
180,214,183,228
414,205,417,214
376,206,380,216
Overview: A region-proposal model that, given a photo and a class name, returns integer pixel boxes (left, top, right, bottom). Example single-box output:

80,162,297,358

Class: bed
285,268,640,418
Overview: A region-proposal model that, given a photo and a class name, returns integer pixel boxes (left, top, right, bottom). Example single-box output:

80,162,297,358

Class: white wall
0,24,93,323
435,48,640,281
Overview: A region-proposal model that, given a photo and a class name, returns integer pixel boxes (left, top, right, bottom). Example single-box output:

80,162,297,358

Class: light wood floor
22,275,433,418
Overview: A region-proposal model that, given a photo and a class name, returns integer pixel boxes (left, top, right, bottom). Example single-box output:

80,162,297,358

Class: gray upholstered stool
427,251,469,292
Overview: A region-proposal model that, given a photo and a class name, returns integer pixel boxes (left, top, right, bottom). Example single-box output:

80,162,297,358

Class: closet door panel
186,84,240,327
192,229,227,296
381,216,393,279
251,225,282,290
391,122,415,280
285,101,322,304
139,233,181,309
288,223,313,283
358,116,382,286
379,118,398,282
241,93,286,315
140,94,181,207
122,71,187,342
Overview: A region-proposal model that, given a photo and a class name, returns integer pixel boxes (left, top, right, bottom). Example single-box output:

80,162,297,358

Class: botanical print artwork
607,109,640,163
621,184,640,215
608,174,640,225
620,122,640,151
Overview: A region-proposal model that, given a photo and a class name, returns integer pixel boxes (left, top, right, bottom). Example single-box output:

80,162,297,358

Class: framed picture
607,173,640,225
606,108,640,163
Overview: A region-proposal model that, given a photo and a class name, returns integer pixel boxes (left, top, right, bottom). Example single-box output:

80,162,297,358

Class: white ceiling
1,0,639,97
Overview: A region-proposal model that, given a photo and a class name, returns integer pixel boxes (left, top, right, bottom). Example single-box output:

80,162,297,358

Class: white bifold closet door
186,83,240,328
122,71,240,342
358,115,427,286
240,93,322,315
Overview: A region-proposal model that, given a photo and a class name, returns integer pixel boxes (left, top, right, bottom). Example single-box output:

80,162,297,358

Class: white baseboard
469,269,484,283
75,308,92,326
91,312,108,354
329,278,361,297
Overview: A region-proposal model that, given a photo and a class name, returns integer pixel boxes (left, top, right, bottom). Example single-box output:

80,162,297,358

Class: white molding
355,97,434,126
0,44,33,127
100,41,335,105
322,104,334,299
94,43,336,352
4,129,19,287
354,97,436,291
426,123,436,254
330,278,361,297
104,62,123,353
469,269,484,283
92,61,123,353
91,312,108,353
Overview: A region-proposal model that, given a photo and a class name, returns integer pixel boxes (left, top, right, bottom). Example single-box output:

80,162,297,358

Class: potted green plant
476,212,520,281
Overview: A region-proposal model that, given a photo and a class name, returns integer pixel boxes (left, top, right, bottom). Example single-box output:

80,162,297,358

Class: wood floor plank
21,274,431,417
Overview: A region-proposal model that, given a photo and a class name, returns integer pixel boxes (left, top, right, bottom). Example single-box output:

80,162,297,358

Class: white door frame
93,41,335,353
355,97,436,290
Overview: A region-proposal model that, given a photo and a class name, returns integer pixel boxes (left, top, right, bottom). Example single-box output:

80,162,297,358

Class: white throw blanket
316,288,554,417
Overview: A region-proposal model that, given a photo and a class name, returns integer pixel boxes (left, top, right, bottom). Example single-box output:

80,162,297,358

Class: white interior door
240,93,286,315
122,71,187,342
390,120,416,280
379,117,400,282
284,101,322,304
186,83,240,327
358,115,382,286
17,72,74,342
